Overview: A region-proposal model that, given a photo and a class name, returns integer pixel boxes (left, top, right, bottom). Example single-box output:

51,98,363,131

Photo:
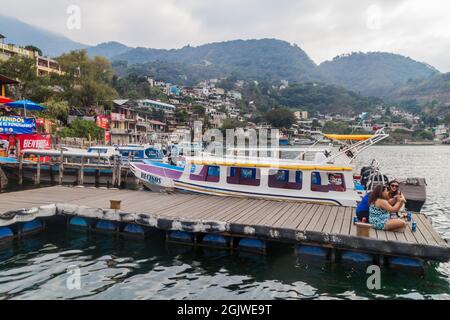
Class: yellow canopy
324,134,374,141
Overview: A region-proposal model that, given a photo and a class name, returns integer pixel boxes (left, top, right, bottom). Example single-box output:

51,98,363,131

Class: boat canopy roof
323,134,375,141
187,157,353,172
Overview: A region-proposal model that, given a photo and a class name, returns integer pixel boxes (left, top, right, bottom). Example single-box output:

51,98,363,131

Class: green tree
148,86,168,102
322,121,351,134
44,99,70,122
56,50,118,109
192,105,205,116
175,109,189,123
59,119,103,139
221,118,244,130
0,55,53,102
151,109,165,121
265,107,295,128
24,45,43,56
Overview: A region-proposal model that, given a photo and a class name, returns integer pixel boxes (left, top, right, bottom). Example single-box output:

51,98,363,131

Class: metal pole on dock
112,156,117,188
49,161,55,184
58,149,64,185
95,169,100,187
18,154,24,185
35,156,41,185
117,161,122,188
78,157,84,186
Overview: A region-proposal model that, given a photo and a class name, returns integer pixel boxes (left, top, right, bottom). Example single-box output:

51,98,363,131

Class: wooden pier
0,186,449,263
0,151,134,188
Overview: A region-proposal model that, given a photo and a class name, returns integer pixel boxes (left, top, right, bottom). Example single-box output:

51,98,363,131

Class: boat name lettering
140,172,161,185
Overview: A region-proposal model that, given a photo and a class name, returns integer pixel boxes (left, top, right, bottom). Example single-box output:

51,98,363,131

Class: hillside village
0,31,449,146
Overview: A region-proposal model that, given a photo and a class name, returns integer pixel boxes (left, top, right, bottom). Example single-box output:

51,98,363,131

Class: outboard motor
398,177,427,212
360,166,373,189
365,173,389,191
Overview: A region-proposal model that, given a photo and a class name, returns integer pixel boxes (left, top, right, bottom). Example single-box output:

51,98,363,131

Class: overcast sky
1,0,450,71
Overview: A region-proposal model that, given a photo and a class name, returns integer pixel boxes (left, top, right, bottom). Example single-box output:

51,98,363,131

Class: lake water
0,146,449,300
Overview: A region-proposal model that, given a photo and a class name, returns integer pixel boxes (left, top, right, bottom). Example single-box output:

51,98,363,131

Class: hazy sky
1,0,450,71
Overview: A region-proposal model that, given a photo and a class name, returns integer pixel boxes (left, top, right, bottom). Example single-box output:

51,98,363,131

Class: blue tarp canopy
5,100,46,111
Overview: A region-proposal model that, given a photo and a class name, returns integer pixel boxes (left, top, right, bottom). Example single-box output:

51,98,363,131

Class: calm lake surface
0,145,449,300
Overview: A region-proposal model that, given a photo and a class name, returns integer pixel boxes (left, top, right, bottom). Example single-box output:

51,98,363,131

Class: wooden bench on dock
0,186,449,262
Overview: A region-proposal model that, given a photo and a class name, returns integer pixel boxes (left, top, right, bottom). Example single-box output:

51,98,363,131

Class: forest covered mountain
108,39,325,84
2,14,448,109
319,52,439,97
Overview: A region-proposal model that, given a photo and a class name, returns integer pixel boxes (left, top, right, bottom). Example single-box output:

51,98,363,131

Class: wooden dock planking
273,203,306,229
225,199,268,224
253,201,297,227
279,203,313,230
200,197,252,221
187,197,233,219
395,229,408,243
403,224,418,243
331,206,346,235
296,204,320,230
376,229,388,241
416,213,446,246
312,205,333,233
349,207,358,237
176,198,230,220
0,186,449,262
340,207,353,236
304,204,327,232
322,206,339,234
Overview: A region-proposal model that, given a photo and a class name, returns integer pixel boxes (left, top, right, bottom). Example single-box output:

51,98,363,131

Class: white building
137,99,176,113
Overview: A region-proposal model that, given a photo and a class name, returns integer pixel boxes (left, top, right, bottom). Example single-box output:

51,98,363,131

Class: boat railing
321,129,389,165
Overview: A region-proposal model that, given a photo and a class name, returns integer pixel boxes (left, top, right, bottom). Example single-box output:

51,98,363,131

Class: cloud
1,0,450,71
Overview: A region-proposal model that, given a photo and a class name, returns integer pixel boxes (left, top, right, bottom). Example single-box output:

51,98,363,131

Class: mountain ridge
0,14,88,57
1,14,447,104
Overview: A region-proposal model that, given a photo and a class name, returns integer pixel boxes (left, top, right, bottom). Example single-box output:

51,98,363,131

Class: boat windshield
87,148,108,154
145,148,163,159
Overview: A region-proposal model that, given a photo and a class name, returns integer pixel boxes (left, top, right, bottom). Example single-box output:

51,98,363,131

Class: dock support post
112,156,117,188
117,162,122,188
58,149,64,185
78,157,84,186
95,169,100,187
49,161,55,184
35,156,41,185
331,248,337,263
18,154,24,185
379,255,385,266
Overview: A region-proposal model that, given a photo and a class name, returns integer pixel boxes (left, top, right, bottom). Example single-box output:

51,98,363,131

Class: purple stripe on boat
135,163,183,179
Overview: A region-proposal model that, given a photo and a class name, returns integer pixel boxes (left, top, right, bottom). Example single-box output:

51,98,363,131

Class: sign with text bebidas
0,116,36,134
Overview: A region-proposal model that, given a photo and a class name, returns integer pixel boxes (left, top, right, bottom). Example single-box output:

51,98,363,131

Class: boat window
121,150,145,158
227,167,261,186
268,170,302,190
311,172,346,192
206,166,220,182
189,165,220,183
145,148,162,159
88,148,107,154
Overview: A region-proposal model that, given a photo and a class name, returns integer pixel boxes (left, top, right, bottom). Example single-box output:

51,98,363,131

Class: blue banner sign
0,116,36,134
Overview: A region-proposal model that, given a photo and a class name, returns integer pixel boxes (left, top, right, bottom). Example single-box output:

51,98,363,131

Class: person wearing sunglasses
388,180,402,204
369,185,407,231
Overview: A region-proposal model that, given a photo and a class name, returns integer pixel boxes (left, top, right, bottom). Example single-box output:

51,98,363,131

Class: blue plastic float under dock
0,186,449,263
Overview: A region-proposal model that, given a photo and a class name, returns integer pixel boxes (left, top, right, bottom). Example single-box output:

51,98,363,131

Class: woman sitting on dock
369,185,407,232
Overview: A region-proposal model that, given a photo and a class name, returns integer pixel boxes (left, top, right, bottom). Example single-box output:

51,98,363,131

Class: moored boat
130,129,428,209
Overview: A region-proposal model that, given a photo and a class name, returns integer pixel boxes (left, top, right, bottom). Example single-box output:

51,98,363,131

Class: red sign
0,133,51,160
36,118,45,126
19,134,51,150
96,115,109,129
105,130,111,144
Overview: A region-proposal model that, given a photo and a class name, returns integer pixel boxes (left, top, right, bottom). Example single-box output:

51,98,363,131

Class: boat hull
130,161,359,207
130,161,182,191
